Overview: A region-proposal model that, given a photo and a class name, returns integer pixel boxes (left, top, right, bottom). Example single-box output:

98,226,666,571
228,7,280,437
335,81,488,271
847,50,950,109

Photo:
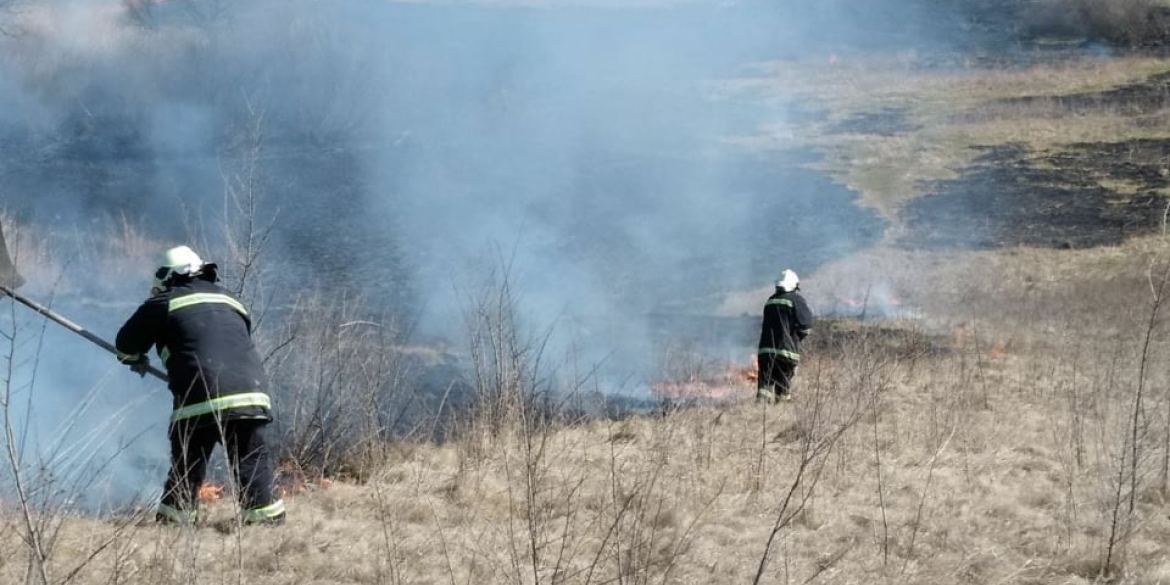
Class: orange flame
650,356,757,403
276,463,335,498
197,483,224,503
742,354,759,384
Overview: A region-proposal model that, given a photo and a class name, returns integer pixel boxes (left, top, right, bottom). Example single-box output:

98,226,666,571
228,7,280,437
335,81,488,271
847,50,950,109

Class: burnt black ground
893,55,1170,250
900,141,1169,250
828,108,920,137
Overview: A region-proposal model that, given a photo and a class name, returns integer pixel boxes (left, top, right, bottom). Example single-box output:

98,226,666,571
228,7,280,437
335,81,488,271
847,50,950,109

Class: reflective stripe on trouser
244,499,286,524
756,388,791,403
163,420,279,522
758,355,796,399
171,392,271,422
759,347,800,362
157,503,197,525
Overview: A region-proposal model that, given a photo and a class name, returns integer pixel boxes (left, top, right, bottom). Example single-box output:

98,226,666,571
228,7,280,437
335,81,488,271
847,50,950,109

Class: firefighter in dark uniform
757,269,814,404
116,245,285,526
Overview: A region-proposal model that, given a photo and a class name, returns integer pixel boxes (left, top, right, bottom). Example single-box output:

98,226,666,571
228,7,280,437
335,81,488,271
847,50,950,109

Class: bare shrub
213,105,279,317
449,260,565,581
448,255,588,473
267,292,413,480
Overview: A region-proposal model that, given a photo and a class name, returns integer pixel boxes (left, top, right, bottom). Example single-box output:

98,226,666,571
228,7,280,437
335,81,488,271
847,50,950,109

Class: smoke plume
0,0,990,508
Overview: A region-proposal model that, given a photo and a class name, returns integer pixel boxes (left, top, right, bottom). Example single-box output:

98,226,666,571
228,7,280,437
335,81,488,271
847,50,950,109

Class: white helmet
775,269,800,292
153,245,205,290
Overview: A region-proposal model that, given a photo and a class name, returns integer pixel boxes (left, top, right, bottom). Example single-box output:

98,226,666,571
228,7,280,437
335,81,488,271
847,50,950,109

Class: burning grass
196,482,224,504
649,359,755,405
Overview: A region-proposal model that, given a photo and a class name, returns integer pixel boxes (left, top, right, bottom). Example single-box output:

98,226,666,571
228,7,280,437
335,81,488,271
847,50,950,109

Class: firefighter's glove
123,356,150,378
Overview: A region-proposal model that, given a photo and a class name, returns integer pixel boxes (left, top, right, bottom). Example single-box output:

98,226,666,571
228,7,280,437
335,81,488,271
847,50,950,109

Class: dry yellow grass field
6,285,1170,584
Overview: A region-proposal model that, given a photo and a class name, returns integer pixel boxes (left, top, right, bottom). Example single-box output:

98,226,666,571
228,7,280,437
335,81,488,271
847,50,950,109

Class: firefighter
757,269,813,404
116,245,285,526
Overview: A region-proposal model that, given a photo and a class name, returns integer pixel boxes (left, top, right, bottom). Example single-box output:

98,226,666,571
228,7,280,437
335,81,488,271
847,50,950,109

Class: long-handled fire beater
0,223,167,381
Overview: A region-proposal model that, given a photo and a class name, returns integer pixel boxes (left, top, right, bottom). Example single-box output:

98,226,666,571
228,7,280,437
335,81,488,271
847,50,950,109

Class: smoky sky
0,0,1010,375
0,0,984,306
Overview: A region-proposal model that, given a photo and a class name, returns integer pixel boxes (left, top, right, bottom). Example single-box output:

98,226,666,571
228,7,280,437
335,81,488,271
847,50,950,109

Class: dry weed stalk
268,293,409,477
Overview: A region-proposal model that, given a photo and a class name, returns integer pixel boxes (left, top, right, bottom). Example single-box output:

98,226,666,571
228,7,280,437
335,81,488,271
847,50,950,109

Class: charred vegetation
900,142,1168,249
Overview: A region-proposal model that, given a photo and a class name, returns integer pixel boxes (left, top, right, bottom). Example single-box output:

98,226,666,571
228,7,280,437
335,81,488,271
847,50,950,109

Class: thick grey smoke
0,0,988,508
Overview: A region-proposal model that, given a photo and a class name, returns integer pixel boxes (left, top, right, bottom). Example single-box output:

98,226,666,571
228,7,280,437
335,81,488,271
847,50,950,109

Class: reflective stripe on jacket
169,293,247,316
171,392,272,422
116,278,272,426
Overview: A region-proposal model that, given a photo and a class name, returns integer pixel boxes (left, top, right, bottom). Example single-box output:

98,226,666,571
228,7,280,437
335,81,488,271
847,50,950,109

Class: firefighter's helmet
153,245,205,291
776,269,800,292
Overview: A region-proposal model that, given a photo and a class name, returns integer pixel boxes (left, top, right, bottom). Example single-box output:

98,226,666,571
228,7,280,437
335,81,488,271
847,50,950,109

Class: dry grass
724,56,1170,111
7,304,1170,584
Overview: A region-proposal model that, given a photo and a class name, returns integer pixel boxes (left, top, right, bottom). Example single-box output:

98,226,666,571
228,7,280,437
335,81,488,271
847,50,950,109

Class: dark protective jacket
116,277,272,427
758,288,814,364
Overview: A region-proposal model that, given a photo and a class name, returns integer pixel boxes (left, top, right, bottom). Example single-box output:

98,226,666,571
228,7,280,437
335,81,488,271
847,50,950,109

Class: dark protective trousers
757,354,797,397
162,419,279,514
